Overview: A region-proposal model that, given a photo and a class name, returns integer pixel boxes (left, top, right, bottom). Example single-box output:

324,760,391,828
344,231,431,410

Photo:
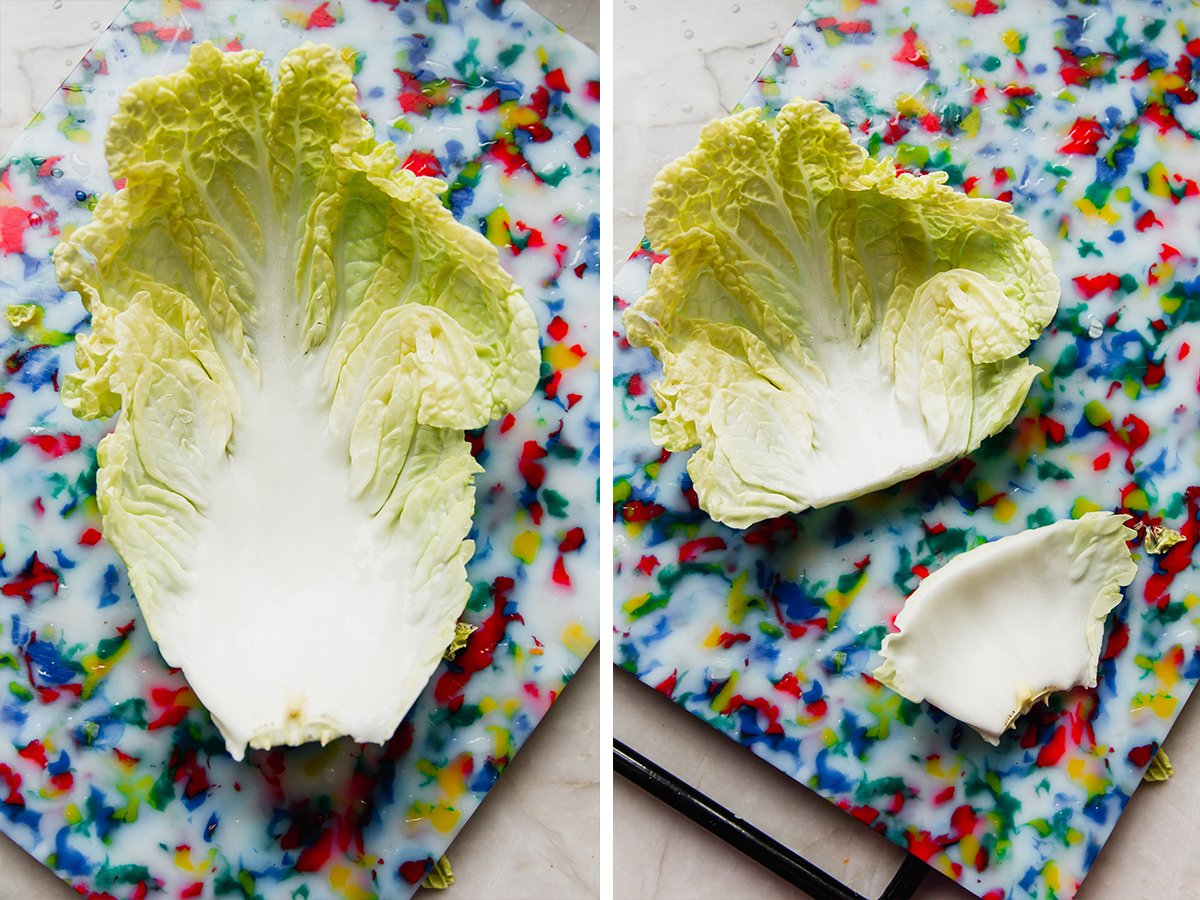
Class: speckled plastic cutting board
614,2,1199,898
0,1,599,897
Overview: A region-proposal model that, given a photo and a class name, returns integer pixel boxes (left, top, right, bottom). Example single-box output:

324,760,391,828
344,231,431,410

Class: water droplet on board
92,21,101,30
52,0,62,8
769,21,779,31
684,29,695,39
28,213,43,227
732,3,741,11
682,102,694,113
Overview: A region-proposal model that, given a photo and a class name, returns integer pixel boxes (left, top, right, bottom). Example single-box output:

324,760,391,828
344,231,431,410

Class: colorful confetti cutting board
0,1,598,897
614,2,1198,898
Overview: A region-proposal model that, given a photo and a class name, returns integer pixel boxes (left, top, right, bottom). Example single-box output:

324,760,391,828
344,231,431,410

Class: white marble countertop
0,1,599,897
613,1,1200,898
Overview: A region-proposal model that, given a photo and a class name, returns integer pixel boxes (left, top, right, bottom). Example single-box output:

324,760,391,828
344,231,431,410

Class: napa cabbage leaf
55,42,540,759
622,99,1059,528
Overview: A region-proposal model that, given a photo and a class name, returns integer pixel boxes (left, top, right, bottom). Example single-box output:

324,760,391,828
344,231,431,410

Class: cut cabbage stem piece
623,98,1060,529
54,42,540,760
874,512,1137,745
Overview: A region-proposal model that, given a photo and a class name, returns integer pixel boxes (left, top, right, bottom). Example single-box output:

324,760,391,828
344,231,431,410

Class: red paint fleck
547,315,569,341
307,1,337,29
775,672,802,697
551,555,571,587
1127,742,1156,768
17,741,47,768
518,440,547,489
847,804,880,824
398,859,430,884
635,555,658,576
401,150,443,177
1072,272,1122,299
180,883,204,899
1093,451,1111,471
574,133,592,158
1036,725,1068,766
950,804,979,836
2,554,60,603
585,80,600,101
933,786,956,806
678,537,727,562
893,28,930,69
1060,117,1105,155
23,433,82,458
621,500,665,523
721,694,784,734
715,632,751,650
0,206,32,255
544,68,569,92
79,528,103,546
1135,210,1163,231
434,577,520,704
558,527,585,553
295,827,335,872
499,413,516,434
655,670,677,696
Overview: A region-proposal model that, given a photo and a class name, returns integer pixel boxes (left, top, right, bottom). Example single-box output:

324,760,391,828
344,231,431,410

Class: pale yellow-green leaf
624,98,1059,528
54,42,539,760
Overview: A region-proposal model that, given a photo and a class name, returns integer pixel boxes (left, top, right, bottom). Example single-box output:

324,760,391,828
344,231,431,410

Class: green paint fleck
544,489,569,518
498,44,524,67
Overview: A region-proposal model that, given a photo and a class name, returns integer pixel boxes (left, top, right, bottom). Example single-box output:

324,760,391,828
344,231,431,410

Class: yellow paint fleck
329,865,375,900
437,754,471,801
1066,757,1110,797
1073,197,1119,224
1065,827,1083,846
824,571,866,629
896,93,926,117
483,206,510,245
1071,497,1102,518
1043,860,1061,893
1144,162,1172,199
960,107,981,139
487,723,515,759
726,572,751,625
622,592,655,617
479,696,497,715
1001,29,1022,53
545,343,585,371
1123,487,1150,511
992,496,1017,524
702,625,722,650
511,530,540,564
1154,652,1182,689
1132,691,1177,718
64,804,81,825
821,727,838,747
561,621,594,658
960,834,981,870
536,46,549,67
711,670,739,714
